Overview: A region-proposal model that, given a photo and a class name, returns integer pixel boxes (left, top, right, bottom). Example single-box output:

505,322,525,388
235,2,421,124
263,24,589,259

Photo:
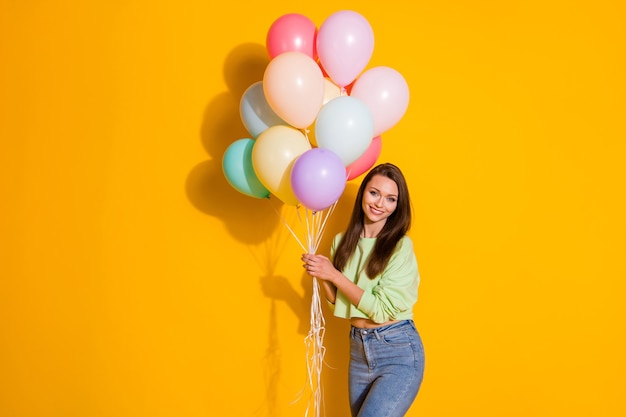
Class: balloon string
314,202,337,252
303,278,326,417
272,204,307,253
303,202,337,255
275,202,338,417
303,128,310,143
297,205,334,417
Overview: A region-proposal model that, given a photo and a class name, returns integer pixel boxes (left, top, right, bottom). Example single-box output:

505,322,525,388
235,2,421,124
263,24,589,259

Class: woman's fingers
302,254,331,278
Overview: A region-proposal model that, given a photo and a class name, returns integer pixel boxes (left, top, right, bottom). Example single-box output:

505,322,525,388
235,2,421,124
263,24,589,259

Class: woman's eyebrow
368,186,397,198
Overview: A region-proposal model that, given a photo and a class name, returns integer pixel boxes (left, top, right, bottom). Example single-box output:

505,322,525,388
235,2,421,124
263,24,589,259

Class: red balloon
346,136,382,181
266,13,318,60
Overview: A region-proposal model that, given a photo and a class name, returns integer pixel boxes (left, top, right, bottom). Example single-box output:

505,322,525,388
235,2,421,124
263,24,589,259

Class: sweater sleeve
356,237,419,324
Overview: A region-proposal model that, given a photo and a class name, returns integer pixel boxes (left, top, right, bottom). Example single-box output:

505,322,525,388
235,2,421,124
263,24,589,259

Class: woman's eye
369,190,378,197
387,197,397,203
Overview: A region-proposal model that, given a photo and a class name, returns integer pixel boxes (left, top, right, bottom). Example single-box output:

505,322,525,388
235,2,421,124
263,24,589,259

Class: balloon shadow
186,42,277,245
186,40,363,416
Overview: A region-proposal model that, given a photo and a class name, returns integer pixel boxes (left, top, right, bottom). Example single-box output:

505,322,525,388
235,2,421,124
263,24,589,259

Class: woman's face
361,174,399,226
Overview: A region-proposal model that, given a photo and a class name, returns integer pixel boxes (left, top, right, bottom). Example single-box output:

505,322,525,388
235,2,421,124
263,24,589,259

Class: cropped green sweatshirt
329,233,420,324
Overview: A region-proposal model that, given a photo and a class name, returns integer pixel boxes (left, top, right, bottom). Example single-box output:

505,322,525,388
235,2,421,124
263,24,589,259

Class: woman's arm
302,253,364,306
355,237,419,323
318,279,338,305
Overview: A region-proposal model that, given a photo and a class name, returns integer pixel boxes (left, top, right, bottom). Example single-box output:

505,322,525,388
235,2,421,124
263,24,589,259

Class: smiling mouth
369,206,383,215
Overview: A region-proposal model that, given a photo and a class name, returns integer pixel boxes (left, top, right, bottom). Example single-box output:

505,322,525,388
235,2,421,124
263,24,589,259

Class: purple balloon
291,148,347,212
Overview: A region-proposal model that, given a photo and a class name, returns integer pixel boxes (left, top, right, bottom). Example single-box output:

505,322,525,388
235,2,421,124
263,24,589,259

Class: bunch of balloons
222,10,410,213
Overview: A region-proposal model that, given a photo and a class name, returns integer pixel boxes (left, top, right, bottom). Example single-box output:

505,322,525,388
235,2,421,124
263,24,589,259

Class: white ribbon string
272,202,338,417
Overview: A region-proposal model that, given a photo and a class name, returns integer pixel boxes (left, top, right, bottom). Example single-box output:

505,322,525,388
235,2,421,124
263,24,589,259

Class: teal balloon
222,138,270,199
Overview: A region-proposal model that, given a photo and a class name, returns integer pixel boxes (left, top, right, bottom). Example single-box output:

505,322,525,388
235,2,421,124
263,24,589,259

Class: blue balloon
240,81,287,138
222,138,270,199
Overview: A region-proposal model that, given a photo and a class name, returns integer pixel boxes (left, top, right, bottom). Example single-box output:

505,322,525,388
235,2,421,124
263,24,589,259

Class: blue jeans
349,320,425,417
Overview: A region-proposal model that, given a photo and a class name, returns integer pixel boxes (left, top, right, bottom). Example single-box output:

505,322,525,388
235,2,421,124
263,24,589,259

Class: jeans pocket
381,330,412,348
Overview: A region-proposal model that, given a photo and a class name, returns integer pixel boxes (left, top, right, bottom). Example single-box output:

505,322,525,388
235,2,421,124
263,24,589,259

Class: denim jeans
349,320,425,417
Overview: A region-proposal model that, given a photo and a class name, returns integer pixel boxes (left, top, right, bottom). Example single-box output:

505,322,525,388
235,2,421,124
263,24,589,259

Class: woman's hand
301,253,338,283
302,253,363,306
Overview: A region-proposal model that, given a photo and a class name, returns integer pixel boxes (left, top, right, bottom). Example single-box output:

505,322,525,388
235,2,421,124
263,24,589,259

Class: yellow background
1,1,625,416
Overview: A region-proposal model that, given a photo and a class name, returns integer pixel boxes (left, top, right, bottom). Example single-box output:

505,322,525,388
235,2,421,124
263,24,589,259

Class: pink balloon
350,66,410,137
346,136,382,180
266,13,318,60
263,51,325,129
317,10,374,88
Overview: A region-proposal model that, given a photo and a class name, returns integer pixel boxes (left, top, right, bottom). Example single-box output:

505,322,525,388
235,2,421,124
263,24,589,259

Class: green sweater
329,233,420,324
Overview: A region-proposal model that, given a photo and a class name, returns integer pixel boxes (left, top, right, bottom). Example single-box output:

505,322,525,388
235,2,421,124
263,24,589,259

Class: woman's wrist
330,270,343,285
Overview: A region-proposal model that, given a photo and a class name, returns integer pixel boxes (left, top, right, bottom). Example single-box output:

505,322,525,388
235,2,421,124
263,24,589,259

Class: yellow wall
1,1,624,416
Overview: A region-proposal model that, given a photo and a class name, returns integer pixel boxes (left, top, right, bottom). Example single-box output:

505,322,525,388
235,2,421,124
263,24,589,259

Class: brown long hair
333,163,412,278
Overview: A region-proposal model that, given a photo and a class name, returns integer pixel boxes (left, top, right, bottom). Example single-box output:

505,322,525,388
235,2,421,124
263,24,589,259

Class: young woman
302,163,424,417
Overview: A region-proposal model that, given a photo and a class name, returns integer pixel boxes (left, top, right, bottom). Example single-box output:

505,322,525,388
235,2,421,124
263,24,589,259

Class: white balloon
315,96,374,166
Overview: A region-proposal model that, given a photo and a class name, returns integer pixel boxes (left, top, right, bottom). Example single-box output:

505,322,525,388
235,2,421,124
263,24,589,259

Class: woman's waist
350,317,402,329
350,319,416,339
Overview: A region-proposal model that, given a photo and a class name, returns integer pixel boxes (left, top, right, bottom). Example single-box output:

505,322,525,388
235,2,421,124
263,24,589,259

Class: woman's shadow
185,42,360,417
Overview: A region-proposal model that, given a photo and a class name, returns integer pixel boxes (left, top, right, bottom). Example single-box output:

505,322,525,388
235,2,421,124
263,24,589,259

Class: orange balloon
263,52,325,129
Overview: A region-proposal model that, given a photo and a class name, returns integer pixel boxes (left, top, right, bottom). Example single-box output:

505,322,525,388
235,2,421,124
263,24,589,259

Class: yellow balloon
322,77,342,105
252,125,312,205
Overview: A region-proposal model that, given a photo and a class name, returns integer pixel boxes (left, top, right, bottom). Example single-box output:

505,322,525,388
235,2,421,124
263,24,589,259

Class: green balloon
222,138,270,199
